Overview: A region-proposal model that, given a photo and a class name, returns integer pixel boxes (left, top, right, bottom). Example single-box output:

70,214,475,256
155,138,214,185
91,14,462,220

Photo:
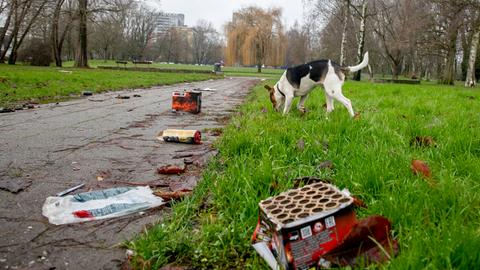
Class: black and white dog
265,52,369,117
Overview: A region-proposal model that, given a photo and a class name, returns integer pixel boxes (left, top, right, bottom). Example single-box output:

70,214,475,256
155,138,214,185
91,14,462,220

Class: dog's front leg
297,95,308,113
283,93,294,115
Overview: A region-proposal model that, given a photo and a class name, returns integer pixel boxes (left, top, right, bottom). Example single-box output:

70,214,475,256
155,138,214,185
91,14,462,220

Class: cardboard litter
252,181,398,270
172,91,202,114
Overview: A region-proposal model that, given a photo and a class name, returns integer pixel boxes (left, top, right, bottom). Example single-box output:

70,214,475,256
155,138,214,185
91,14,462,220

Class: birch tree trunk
465,25,480,87
353,0,367,81
339,0,350,66
0,1,13,62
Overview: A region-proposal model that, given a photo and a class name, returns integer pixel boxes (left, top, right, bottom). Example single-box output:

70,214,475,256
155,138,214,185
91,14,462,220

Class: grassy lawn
63,60,285,78
0,64,216,107
129,80,480,269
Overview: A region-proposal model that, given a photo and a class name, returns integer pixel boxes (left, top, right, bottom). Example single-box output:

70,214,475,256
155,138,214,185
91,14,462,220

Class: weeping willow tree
225,6,286,72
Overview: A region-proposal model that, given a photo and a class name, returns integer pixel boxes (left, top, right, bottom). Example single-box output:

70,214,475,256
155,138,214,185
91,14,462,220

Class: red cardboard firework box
252,182,357,270
172,91,202,114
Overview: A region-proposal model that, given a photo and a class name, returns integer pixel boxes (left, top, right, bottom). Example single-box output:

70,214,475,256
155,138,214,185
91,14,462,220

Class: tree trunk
52,0,65,67
339,0,350,66
0,4,13,62
465,25,480,87
353,0,367,81
440,33,458,85
256,42,262,73
367,64,373,81
75,0,89,68
392,60,401,80
7,37,18,64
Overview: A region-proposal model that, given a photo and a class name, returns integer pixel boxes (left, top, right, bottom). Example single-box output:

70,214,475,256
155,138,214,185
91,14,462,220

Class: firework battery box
159,129,201,144
252,182,357,270
172,90,202,114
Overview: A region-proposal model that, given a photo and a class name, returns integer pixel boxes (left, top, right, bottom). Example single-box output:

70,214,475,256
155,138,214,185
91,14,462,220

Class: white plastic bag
42,186,165,225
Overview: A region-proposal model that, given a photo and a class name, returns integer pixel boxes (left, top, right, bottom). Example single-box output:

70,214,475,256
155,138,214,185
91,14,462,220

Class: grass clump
130,80,480,269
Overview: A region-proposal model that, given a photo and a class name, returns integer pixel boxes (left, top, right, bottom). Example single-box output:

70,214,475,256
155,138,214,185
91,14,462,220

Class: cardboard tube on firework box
158,129,201,144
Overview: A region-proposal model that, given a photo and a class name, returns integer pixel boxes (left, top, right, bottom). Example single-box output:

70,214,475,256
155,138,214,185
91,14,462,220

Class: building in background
154,12,185,34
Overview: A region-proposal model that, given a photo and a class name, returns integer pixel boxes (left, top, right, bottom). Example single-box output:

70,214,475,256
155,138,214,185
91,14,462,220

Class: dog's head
264,85,277,110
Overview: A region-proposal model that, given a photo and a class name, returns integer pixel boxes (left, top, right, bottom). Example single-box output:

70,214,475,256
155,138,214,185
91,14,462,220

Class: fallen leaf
411,159,431,178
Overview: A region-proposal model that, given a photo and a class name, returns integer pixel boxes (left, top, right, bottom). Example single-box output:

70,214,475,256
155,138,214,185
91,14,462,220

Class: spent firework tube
160,129,201,144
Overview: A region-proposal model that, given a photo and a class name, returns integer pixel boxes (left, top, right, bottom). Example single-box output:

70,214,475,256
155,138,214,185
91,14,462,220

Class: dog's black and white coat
265,52,369,117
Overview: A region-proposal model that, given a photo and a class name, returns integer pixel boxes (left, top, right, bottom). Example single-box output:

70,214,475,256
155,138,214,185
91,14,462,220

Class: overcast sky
146,0,306,32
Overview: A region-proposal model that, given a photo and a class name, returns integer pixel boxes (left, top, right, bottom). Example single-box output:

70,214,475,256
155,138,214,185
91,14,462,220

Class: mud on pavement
0,77,259,269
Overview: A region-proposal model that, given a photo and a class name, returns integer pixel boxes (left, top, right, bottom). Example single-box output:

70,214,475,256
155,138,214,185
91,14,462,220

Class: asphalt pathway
0,77,259,269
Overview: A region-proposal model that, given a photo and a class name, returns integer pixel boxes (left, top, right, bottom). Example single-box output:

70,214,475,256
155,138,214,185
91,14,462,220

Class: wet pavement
0,77,259,269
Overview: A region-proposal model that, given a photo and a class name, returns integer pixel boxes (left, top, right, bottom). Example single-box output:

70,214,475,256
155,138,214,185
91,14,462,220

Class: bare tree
430,0,470,84
371,0,428,79
122,4,156,60
285,21,308,66
51,0,75,66
192,20,219,65
225,6,285,72
3,0,49,64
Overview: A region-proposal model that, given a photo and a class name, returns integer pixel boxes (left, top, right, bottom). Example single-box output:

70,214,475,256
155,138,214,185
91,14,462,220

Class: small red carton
172,91,202,114
252,182,356,270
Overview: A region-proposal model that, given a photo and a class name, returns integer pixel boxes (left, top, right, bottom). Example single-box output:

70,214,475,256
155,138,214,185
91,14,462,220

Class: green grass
129,80,480,269
0,64,216,107
63,60,285,78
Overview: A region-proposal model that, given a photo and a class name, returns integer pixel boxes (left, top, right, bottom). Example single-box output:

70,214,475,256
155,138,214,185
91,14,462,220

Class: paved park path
0,77,259,269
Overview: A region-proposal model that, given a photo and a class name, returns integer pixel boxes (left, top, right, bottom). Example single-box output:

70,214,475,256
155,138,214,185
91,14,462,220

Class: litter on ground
252,180,398,269
42,186,165,225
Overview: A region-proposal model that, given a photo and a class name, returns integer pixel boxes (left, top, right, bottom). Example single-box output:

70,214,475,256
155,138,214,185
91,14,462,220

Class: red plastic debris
157,165,186,175
73,210,93,218
321,215,399,268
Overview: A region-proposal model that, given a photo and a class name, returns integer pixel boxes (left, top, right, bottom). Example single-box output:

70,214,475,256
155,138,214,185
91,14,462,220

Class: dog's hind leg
332,92,354,117
325,94,334,113
297,95,308,112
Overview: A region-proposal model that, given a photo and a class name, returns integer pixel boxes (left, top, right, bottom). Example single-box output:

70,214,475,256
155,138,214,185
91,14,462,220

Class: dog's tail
346,52,369,73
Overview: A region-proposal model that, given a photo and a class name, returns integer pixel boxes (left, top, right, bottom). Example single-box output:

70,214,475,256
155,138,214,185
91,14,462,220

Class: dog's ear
264,85,274,93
